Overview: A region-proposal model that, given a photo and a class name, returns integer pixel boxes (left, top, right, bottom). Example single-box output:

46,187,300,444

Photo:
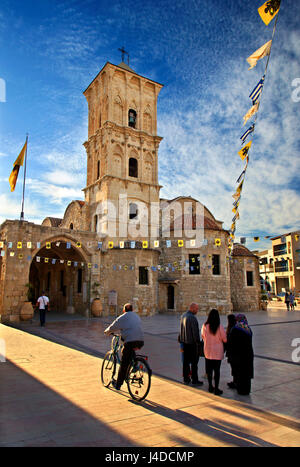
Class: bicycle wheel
101,351,116,387
126,357,152,401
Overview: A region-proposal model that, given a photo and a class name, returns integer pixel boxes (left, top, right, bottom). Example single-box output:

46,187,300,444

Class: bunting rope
228,0,282,255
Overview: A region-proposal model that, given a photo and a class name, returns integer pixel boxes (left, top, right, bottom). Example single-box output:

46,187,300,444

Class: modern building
256,231,300,294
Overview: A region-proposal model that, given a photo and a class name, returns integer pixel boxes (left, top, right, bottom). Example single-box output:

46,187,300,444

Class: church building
0,60,261,323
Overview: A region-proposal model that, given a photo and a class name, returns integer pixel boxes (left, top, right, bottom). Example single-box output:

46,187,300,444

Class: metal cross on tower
118,46,130,65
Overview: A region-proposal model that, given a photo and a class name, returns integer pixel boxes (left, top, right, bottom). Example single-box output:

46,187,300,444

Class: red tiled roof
167,215,222,232
232,243,257,257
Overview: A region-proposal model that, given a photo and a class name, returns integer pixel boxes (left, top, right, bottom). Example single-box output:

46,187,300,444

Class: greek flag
240,124,255,144
233,196,241,208
236,169,246,184
249,75,265,105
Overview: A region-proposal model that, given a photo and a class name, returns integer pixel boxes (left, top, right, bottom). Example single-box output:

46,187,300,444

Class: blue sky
0,0,299,251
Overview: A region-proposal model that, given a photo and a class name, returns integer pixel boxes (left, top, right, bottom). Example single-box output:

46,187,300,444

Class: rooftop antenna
118,46,130,65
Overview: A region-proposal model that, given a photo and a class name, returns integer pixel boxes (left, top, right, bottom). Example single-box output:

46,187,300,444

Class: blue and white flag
240,124,255,144
249,75,265,105
236,169,246,184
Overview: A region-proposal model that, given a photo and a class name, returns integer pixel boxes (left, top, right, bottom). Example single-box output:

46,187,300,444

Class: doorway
167,285,175,310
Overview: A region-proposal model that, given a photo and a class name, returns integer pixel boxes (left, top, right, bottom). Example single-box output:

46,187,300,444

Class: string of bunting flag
0,238,256,271
0,231,298,259
228,0,282,255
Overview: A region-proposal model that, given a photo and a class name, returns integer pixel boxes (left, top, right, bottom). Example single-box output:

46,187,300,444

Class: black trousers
182,343,199,383
39,309,46,326
205,358,221,389
116,340,144,388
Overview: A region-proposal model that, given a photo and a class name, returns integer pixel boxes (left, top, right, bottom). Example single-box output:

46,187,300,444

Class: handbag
198,340,205,357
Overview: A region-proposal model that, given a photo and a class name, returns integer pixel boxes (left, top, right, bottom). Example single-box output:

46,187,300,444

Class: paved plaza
0,303,299,447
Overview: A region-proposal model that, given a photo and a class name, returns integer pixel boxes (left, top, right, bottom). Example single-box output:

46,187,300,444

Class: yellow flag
243,103,259,126
247,40,272,69
238,141,252,160
258,0,281,26
8,140,27,192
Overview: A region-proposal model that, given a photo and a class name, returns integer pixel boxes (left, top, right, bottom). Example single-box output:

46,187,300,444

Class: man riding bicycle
104,303,144,390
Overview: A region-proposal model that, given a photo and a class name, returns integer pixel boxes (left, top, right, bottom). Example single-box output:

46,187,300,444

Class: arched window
129,157,138,178
70,223,74,230
129,203,138,220
97,160,100,179
128,109,137,128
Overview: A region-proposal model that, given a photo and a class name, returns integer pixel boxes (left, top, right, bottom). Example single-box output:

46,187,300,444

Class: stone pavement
0,306,300,447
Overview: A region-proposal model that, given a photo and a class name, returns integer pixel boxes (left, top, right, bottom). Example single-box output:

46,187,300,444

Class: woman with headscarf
226,314,254,395
201,308,227,396
225,314,237,389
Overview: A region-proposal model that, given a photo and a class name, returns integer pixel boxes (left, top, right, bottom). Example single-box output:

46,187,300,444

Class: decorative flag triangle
240,124,255,144
238,141,252,161
247,40,272,69
232,212,240,223
258,0,281,26
8,140,27,192
243,102,259,125
249,75,265,104
236,169,246,184
233,196,241,208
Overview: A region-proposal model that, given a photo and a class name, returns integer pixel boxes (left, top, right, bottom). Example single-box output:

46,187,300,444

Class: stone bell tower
82,59,163,243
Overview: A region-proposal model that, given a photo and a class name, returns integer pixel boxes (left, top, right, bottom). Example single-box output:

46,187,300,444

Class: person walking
36,291,50,327
284,291,290,311
226,314,254,395
179,302,203,386
104,303,144,391
289,292,295,311
225,314,237,389
201,308,227,396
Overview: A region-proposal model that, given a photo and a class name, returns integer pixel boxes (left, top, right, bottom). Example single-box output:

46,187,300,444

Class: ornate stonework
0,61,261,322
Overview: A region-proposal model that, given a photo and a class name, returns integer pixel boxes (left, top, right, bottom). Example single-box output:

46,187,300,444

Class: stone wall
230,245,261,312
158,228,232,314
0,220,96,323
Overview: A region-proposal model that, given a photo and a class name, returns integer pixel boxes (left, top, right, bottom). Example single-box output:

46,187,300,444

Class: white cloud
157,31,300,248
0,193,42,226
26,179,83,205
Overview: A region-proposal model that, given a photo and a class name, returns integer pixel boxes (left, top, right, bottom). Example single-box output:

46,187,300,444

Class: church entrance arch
29,239,91,315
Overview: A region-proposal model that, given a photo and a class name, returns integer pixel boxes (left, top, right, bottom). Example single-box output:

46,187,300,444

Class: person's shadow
129,399,278,447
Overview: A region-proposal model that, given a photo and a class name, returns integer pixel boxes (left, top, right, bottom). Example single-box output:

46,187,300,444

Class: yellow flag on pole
247,40,272,69
258,0,281,26
238,141,252,160
8,140,27,192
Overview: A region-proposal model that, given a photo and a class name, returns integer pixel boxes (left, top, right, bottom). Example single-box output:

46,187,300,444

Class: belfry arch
29,238,91,315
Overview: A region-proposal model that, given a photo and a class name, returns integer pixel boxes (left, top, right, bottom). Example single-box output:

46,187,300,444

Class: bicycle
101,333,152,401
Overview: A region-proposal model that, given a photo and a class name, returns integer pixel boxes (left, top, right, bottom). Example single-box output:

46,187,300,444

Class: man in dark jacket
179,303,203,386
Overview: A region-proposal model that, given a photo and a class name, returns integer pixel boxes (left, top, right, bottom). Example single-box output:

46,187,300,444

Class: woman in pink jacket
201,308,227,395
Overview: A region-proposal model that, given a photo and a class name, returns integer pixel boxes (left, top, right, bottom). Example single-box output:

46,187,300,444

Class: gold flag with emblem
8,140,27,192
258,0,281,26
238,141,252,160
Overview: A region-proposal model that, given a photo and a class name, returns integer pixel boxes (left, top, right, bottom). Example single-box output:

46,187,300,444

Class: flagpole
20,134,28,221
